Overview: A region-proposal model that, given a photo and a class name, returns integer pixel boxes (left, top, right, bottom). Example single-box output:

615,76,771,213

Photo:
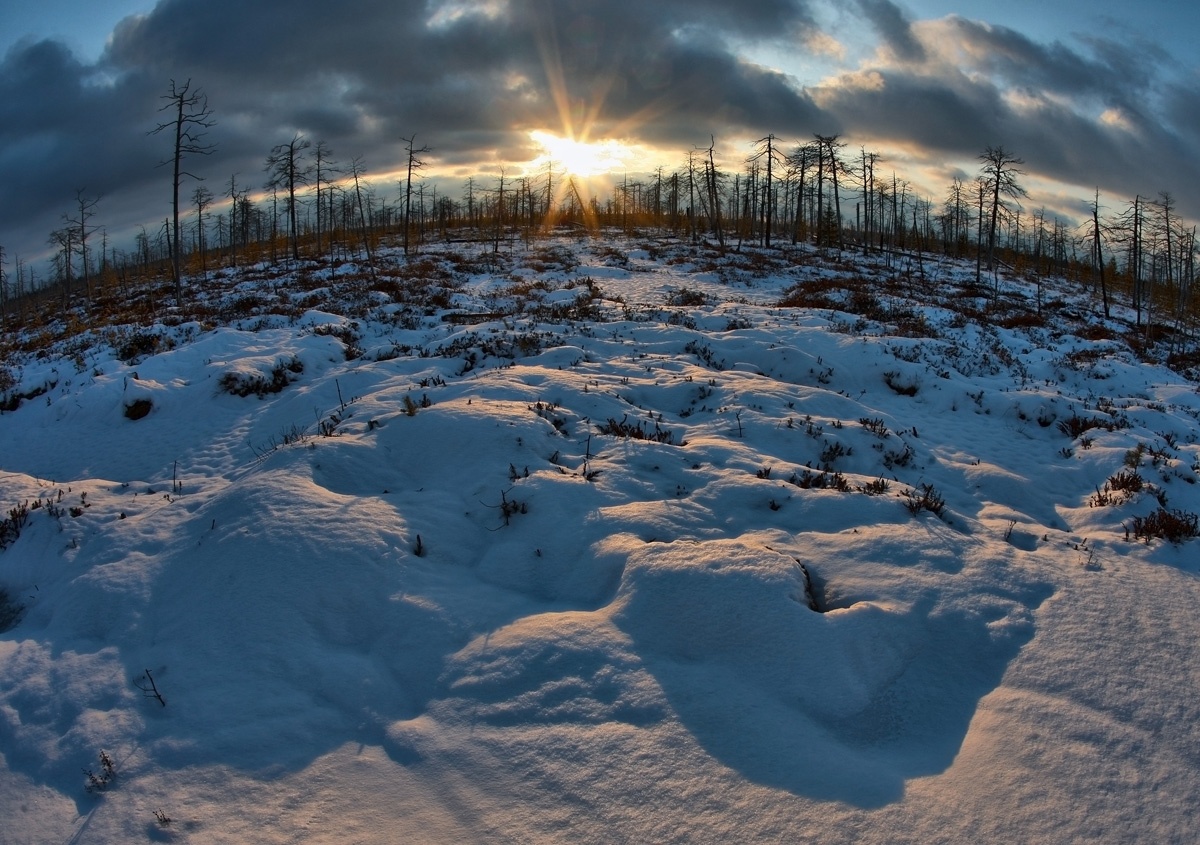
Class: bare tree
191,185,214,280
14,254,27,316
653,165,664,226
748,135,783,248
0,244,7,331
1113,195,1149,325
48,226,73,305
787,141,817,244
978,146,1027,273
1156,191,1177,300
463,177,478,229
705,138,725,250
686,150,698,243
400,135,430,256
942,177,969,258
858,148,882,253
151,79,216,302
63,190,101,299
1175,225,1197,348
265,134,312,262
814,135,847,249
1084,189,1111,317
312,142,336,259
493,167,507,254
974,176,987,286
226,174,245,269
542,160,558,224
347,156,376,280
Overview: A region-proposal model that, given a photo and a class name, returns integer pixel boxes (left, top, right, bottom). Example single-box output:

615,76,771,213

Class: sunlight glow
529,130,637,179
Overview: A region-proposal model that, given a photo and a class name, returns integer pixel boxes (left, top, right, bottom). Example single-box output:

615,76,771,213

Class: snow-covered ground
2,237,1199,843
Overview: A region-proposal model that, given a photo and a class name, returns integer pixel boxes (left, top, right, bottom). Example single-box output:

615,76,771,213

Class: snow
2,236,1200,843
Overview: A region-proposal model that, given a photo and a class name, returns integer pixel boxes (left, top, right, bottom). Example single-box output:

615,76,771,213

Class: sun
529,129,634,179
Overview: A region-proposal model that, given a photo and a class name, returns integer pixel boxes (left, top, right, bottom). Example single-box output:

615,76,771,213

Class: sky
0,0,1197,272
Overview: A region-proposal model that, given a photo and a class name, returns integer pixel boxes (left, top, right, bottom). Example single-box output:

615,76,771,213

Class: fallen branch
135,669,166,707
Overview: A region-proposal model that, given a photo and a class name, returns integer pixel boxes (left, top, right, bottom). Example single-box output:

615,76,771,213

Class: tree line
1,79,1197,347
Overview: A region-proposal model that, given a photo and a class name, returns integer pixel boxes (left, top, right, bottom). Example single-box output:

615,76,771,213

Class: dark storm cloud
2,0,828,261
1162,78,1200,142
818,69,1003,151
0,39,163,255
100,0,822,136
815,15,1199,217
855,0,924,63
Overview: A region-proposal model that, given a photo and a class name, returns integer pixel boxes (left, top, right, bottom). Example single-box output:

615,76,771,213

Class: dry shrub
1057,414,1123,438
1130,508,1199,544
999,312,1046,329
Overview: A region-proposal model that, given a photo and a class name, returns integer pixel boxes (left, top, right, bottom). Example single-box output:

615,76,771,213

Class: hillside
2,236,1199,843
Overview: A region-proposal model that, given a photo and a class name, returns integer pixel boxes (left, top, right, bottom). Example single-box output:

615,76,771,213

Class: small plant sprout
484,488,527,528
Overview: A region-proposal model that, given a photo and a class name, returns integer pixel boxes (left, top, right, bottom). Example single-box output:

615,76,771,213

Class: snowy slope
2,237,1199,843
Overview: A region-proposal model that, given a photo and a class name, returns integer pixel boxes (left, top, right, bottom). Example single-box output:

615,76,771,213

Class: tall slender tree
815,135,846,249
788,142,816,244
943,177,968,257
978,146,1026,273
401,135,430,256
191,185,213,280
312,142,336,259
226,174,244,269
748,135,782,247
151,79,216,302
974,176,987,286
347,156,376,279
48,227,73,305
265,134,311,262
63,190,101,299
1114,195,1149,325
859,148,881,253
1086,189,1110,317
0,245,7,331
705,137,725,250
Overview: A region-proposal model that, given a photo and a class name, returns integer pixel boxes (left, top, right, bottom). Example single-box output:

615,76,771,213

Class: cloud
811,14,1200,217
1,0,834,261
0,0,1196,266
0,39,163,251
855,0,924,63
